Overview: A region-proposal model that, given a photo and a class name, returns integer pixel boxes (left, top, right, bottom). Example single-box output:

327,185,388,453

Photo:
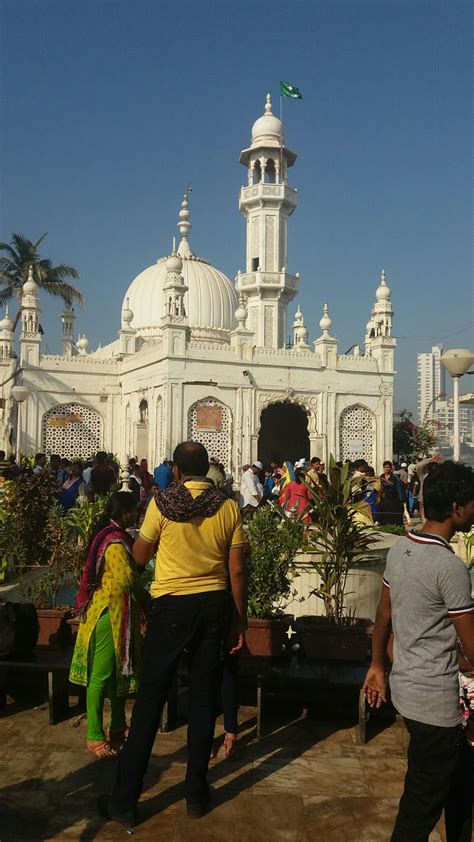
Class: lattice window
42,402,102,459
187,399,231,469
339,405,375,465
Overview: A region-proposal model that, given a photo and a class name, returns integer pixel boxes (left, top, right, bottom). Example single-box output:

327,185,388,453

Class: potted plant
297,456,376,661
28,495,110,646
244,505,305,657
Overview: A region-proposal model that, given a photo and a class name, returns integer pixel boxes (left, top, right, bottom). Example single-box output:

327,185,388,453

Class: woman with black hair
69,492,146,759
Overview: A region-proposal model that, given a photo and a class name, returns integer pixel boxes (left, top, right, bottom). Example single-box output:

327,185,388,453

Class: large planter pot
36,608,73,647
296,615,373,662
242,616,292,658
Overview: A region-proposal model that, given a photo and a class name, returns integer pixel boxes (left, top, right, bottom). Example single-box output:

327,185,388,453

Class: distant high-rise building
417,345,446,424
433,400,474,447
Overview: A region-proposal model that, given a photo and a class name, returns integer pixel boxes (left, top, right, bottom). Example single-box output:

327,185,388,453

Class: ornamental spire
177,185,193,258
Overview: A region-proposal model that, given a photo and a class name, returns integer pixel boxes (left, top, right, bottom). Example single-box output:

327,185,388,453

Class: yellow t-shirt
140,481,247,598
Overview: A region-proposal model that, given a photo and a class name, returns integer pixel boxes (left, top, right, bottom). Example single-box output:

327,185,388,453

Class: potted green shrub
244,505,305,657
298,457,376,661
28,496,110,646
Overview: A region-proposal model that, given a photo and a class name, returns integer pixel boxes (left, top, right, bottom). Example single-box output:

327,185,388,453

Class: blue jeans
111,590,228,810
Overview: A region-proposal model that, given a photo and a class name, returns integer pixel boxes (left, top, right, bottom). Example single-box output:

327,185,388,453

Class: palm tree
0,233,84,331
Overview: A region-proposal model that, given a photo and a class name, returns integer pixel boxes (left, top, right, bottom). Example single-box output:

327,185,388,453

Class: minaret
60,301,76,357
0,306,13,360
237,93,299,349
367,269,396,371
160,233,190,357
20,266,41,365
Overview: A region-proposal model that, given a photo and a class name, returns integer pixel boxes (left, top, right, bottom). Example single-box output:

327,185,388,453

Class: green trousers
86,610,126,741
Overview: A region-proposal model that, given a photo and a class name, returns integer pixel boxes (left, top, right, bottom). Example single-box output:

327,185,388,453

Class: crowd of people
1,443,473,838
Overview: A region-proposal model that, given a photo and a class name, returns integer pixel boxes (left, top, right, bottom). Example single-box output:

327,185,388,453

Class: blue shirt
153,463,173,490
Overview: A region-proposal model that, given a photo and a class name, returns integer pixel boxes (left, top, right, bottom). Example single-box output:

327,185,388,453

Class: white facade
417,344,446,424
433,399,474,447
0,95,396,471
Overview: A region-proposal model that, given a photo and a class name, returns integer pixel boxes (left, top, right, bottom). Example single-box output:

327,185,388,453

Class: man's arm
363,584,392,708
133,535,157,566
228,545,248,654
452,613,474,666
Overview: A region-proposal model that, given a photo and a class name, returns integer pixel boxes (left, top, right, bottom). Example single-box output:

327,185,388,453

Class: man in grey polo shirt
363,461,474,842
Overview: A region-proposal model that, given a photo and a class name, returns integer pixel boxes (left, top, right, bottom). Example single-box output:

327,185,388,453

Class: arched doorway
258,402,309,467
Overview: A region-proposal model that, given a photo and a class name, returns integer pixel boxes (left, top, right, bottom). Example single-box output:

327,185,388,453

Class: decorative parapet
239,184,296,207
41,354,118,368
254,346,322,364
337,355,378,371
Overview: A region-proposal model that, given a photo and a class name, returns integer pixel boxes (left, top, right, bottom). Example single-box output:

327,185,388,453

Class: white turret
366,269,396,372
292,305,309,351
20,265,41,365
160,221,190,357
163,236,188,319
61,301,76,357
237,93,299,349
0,306,13,360
76,334,89,355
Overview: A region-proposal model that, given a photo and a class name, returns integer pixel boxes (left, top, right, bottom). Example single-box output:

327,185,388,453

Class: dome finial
235,292,248,328
177,185,193,258
319,303,333,336
375,268,391,301
265,93,272,114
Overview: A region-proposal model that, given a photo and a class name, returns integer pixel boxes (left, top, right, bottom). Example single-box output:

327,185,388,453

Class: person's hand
363,665,387,708
228,618,246,654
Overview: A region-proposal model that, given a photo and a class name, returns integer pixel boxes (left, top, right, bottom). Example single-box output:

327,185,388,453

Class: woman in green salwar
70,492,146,759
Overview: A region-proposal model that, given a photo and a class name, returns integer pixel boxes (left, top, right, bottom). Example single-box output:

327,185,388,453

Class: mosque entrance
258,402,310,467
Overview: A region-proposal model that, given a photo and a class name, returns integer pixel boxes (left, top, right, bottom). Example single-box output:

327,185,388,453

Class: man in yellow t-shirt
104,441,247,827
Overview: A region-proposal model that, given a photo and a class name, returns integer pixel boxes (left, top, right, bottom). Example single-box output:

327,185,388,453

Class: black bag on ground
0,601,39,657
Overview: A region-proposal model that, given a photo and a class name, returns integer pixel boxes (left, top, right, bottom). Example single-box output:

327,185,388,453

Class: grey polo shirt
384,530,474,728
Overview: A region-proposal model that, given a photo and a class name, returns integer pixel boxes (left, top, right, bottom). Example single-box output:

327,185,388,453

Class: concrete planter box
286,532,402,622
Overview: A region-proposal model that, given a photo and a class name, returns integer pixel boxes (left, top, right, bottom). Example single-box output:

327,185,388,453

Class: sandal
222,733,237,760
87,740,118,760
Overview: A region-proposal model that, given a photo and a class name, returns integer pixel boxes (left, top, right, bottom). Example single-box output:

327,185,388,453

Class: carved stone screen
339,405,375,465
188,399,231,467
42,402,102,458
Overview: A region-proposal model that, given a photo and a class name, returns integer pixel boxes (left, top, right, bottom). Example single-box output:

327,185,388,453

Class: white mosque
0,94,396,471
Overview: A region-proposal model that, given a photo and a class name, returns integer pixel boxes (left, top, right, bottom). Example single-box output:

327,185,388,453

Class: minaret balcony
237,271,299,292
239,183,297,211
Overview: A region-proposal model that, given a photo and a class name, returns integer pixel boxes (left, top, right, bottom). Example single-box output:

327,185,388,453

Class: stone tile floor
0,699,451,841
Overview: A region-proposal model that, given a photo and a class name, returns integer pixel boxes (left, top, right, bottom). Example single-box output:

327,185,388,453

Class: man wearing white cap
240,461,264,515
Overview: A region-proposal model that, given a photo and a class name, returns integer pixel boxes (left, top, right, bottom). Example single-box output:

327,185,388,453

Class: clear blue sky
1,0,472,414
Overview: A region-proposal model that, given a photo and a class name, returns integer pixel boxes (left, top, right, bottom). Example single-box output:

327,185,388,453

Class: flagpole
280,91,283,185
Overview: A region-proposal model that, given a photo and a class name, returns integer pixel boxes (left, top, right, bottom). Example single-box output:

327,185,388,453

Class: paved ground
0,693,453,842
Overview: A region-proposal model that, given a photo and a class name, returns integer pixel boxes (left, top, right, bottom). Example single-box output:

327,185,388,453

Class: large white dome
123,195,238,340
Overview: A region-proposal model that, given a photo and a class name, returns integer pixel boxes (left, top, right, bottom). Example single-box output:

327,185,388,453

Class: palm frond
0,287,14,306
40,279,84,305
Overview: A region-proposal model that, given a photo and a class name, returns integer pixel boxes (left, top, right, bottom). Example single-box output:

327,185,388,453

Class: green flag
280,80,302,99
